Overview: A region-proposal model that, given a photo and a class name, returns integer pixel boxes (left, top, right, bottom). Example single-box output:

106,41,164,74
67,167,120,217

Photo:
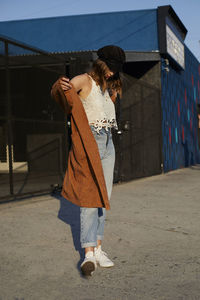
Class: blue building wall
161,47,200,172
0,9,158,54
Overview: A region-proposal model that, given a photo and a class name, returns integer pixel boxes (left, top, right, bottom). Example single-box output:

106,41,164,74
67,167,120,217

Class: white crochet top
80,75,118,133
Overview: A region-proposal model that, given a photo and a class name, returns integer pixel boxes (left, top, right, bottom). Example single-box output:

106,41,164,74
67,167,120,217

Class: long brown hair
88,59,122,97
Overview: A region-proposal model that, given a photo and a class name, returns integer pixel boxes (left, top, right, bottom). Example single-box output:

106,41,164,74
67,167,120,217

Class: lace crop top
80,75,118,133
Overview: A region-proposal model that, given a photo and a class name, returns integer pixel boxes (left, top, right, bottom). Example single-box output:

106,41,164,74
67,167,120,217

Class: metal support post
5,41,14,195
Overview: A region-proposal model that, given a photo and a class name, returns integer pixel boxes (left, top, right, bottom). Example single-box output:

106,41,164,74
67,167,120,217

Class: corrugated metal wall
113,61,162,182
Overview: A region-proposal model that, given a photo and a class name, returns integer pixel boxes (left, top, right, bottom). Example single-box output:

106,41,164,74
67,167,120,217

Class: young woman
51,45,125,276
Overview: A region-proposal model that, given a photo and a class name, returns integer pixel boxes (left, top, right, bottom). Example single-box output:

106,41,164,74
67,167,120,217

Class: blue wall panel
161,47,200,172
0,9,158,54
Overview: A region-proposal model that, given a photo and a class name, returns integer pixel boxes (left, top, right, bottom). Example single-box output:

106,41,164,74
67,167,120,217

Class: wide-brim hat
97,45,126,73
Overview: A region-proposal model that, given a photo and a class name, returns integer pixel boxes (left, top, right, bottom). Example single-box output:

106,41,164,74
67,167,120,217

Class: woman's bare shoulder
70,73,91,92
70,73,90,85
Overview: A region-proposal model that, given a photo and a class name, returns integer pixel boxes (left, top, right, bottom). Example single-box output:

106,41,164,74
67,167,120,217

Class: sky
0,0,200,61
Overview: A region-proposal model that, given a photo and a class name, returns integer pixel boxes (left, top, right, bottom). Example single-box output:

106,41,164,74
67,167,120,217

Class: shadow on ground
51,191,85,273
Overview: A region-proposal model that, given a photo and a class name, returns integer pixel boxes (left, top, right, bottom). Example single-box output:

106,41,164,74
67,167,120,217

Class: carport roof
0,35,160,69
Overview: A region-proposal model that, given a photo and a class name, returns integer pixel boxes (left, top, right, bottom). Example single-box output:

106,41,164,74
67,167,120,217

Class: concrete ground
0,166,200,300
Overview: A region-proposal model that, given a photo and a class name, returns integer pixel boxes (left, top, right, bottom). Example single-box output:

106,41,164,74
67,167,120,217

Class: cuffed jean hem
97,235,103,241
81,241,97,248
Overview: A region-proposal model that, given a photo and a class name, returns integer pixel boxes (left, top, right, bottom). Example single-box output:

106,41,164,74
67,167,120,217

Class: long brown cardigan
51,79,116,210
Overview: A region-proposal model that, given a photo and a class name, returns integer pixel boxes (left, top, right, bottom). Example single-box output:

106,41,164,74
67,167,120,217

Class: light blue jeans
80,126,115,248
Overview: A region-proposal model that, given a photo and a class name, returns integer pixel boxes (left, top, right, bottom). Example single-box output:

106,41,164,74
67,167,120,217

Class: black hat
97,45,126,73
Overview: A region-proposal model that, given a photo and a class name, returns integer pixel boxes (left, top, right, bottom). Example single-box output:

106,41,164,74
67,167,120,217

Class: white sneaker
81,251,97,276
94,246,114,268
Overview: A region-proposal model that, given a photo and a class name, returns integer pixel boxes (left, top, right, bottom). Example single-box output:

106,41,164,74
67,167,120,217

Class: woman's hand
59,77,72,91
57,74,90,97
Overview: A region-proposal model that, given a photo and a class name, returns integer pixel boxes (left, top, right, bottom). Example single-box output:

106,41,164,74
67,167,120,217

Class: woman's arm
51,74,91,114
59,74,89,95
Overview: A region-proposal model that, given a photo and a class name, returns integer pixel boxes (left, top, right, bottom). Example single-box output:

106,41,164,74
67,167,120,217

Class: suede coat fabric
51,79,114,210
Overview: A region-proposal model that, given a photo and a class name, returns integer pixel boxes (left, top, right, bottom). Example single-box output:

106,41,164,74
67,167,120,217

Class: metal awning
0,35,161,68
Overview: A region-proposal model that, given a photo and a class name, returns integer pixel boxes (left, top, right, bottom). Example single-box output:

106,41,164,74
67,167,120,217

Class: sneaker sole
97,263,114,268
81,261,96,276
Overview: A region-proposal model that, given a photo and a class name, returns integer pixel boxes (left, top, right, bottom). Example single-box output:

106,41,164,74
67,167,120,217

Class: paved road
0,166,200,300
